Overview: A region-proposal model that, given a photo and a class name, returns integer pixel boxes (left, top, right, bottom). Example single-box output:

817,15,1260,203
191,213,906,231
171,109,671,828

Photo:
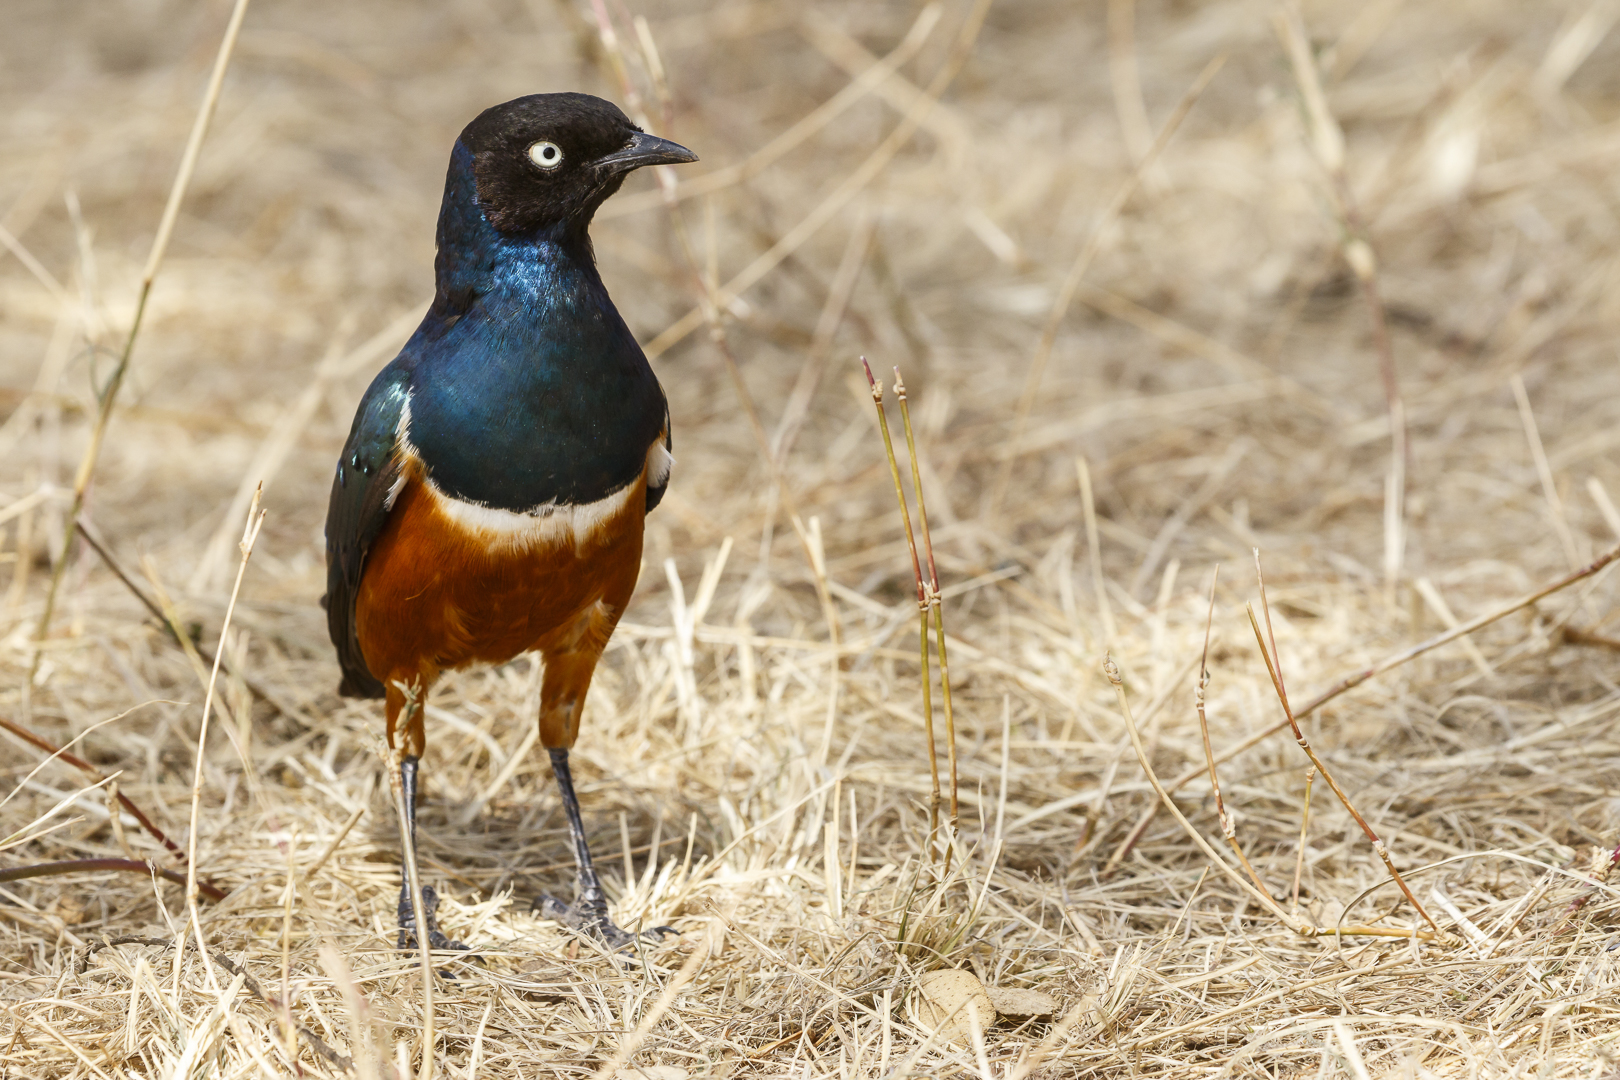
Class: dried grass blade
31,0,252,672
1274,4,1408,591
1244,585,1440,936
588,920,719,1080
644,0,994,360
184,485,265,991
1512,373,1581,568
1110,542,1620,862
1103,651,1307,933
992,51,1227,514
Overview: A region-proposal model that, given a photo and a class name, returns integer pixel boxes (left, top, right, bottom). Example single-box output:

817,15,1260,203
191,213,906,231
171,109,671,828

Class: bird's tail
337,664,385,699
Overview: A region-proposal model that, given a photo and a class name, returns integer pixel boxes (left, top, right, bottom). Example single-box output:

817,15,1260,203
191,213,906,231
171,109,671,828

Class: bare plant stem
31,0,251,679
1077,457,1117,642
279,837,299,1068
1189,567,1268,901
915,609,937,847
1248,552,1440,936
894,369,960,837
1512,373,1582,568
1194,569,1226,829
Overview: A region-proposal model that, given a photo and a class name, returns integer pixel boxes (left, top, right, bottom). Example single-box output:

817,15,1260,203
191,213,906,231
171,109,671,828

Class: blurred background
7,0,1620,1075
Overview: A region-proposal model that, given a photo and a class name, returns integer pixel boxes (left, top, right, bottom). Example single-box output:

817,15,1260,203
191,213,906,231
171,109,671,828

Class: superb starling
324,93,696,949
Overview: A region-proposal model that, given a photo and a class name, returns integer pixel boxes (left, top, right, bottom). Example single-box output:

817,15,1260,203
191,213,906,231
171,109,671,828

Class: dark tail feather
338,664,386,699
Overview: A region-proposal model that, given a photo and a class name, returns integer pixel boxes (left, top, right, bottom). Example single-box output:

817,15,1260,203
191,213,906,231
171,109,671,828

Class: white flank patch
646,436,673,490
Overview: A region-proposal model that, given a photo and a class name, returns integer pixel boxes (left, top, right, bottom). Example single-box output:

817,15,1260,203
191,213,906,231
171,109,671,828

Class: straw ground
6,0,1620,1075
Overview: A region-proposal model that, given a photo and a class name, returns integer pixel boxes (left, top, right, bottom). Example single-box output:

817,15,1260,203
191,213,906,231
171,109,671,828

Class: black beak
595,131,699,175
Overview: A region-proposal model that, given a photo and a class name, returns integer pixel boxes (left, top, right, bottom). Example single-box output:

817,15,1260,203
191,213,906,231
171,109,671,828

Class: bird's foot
396,884,473,954
534,892,677,951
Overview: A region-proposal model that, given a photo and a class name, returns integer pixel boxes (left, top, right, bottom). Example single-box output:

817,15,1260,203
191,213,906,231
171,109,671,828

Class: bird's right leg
387,680,468,953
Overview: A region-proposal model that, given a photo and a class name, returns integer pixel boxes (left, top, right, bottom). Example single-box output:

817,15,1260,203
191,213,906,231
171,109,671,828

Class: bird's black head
457,92,697,236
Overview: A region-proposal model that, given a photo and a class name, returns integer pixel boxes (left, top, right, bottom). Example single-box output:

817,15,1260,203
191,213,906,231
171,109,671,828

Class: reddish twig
0,715,202,876
1191,568,1270,899
0,858,223,901
1190,568,1325,920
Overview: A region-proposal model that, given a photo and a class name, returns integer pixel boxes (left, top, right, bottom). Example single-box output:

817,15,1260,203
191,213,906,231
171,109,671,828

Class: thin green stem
861,360,940,855
895,369,959,834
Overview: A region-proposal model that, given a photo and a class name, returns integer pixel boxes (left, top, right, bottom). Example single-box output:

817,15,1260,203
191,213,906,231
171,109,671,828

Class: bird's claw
397,884,473,954
534,892,677,951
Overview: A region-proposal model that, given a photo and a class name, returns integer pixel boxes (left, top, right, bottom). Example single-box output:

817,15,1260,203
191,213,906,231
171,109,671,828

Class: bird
323,92,696,951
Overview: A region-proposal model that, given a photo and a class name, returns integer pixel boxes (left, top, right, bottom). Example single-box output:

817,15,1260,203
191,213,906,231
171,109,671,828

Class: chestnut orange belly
354,460,646,754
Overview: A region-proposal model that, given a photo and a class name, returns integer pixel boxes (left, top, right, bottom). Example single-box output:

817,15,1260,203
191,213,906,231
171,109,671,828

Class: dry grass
6,0,1620,1075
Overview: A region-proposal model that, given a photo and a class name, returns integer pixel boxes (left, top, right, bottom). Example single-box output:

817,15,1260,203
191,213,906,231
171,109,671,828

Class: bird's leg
531,600,675,950
536,747,614,936
535,748,676,950
395,754,469,953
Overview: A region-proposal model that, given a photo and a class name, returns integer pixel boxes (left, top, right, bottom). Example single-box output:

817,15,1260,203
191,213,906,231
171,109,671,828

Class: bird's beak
595,131,698,175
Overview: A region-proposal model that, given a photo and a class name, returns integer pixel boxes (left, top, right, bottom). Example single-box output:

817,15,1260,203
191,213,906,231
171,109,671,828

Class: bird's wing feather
324,370,411,698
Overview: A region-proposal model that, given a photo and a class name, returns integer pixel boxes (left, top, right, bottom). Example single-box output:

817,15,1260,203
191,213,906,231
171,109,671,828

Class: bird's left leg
532,607,675,950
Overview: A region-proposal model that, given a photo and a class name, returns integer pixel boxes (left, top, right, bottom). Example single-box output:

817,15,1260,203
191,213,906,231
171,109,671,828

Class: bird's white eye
528,141,564,169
